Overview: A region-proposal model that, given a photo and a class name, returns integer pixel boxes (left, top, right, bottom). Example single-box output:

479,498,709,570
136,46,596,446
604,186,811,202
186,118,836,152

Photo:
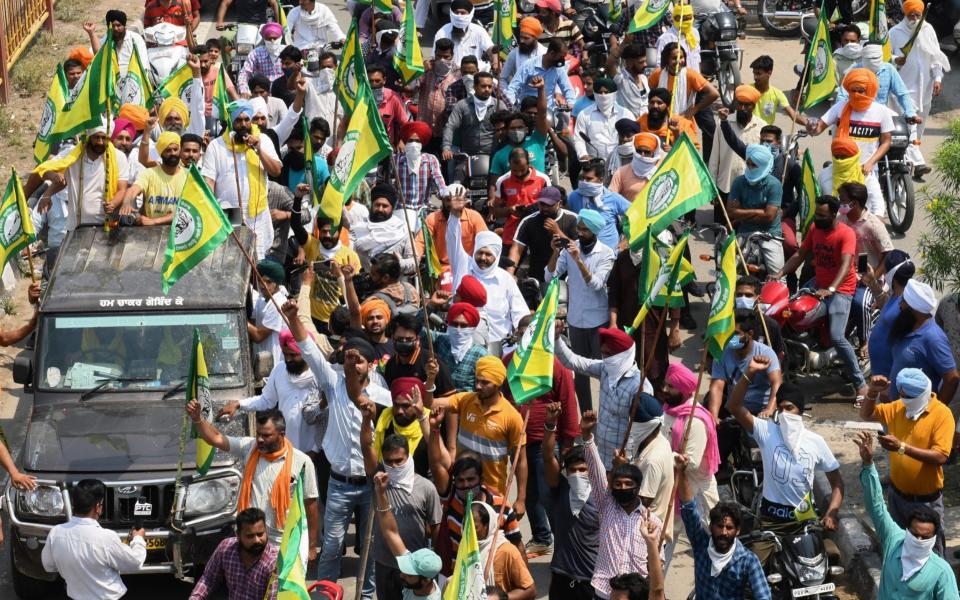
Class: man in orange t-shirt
637,88,699,150
648,42,719,161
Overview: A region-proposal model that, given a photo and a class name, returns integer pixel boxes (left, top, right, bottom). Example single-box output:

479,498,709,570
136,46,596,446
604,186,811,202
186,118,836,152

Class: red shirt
801,221,858,295
494,168,551,245
377,88,411,146
501,353,580,444
144,0,191,28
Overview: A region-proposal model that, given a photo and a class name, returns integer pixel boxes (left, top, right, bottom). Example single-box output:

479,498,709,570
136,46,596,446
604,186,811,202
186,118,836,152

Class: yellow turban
158,97,190,128
156,131,181,156
475,355,506,386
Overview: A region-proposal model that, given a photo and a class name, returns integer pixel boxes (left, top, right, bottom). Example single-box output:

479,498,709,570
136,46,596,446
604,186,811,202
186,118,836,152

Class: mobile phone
312,259,334,276
857,254,868,274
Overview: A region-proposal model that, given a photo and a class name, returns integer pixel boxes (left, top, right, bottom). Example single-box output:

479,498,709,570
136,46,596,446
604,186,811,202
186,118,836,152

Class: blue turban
744,143,774,184
897,368,931,399
228,100,253,123
577,209,605,235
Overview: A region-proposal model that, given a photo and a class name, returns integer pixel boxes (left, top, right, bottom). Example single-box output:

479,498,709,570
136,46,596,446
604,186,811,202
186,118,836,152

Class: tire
10,547,60,599
718,60,742,110
884,170,915,234
758,0,802,37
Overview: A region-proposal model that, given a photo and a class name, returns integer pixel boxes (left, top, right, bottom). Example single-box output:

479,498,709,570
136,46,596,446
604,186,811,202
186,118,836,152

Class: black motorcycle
740,522,844,600
880,116,915,234
699,11,744,109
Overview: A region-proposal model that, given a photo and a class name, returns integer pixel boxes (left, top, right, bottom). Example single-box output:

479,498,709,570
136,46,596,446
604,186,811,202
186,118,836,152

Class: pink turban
279,329,315,355
261,22,283,39
666,362,698,398
110,118,136,142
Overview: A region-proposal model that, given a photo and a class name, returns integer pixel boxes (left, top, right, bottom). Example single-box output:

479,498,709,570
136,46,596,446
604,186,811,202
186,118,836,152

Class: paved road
0,2,956,598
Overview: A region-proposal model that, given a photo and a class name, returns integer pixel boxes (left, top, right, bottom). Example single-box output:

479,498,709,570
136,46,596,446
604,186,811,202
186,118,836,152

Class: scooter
741,522,843,600
879,116,915,234
143,23,189,86
699,10,744,109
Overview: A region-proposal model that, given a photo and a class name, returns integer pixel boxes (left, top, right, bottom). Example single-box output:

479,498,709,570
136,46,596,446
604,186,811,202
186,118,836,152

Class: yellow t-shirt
874,395,955,495
303,237,361,323
754,86,790,125
447,392,526,495
134,166,187,219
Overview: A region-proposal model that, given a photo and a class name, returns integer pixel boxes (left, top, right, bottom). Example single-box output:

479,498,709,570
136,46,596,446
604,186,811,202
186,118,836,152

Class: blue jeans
316,477,375,599
826,292,866,389
525,441,553,546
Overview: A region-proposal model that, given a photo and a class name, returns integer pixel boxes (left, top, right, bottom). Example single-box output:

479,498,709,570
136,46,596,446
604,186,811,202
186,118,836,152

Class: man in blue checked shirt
676,453,771,600
505,39,577,110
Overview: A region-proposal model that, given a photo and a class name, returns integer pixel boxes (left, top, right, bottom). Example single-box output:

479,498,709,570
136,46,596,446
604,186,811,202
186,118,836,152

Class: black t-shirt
514,209,579,282
549,477,600,581
234,0,269,23
270,77,296,107
382,349,455,397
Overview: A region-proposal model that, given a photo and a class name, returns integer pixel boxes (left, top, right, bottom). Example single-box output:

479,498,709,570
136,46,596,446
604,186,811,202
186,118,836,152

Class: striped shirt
433,334,488,392
448,392,526,495
439,485,523,576
395,153,447,210
537,17,583,51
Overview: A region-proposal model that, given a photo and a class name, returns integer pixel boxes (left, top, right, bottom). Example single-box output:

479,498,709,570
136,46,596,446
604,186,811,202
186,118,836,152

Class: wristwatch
828,286,836,294
898,442,907,456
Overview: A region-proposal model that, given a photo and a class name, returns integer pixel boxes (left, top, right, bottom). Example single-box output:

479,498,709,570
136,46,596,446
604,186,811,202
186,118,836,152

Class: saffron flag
187,328,216,476
47,31,116,144
0,169,37,273
161,164,233,293
705,232,737,360
493,0,518,60
628,231,690,332
336,19,366,115
800,9,837,110
442,492,485,600
799,149,819,234
899,5,929,58
276,467,311,600
507,277,559,404
624,133,717,251
628,0,671,33
117,45,154,108
869,0,892,61
33,64,69,163
394,0,424,85
319,80,391,229
420,213,443,279
149,62,193,110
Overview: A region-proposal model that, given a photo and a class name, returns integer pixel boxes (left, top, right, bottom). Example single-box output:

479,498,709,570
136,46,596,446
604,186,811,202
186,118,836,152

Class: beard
162,154,180,168
712,533,735,553
370,211,391,223
243,542,267,556
166,123,185,135
89,143,107,157
285,359,307,374
736,110,752,126
284,150,305,171
658,389,685,407
648,108,666,125
889,308,918,341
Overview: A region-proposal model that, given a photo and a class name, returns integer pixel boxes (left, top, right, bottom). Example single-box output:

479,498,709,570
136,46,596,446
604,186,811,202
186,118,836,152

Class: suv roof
42,225,255,313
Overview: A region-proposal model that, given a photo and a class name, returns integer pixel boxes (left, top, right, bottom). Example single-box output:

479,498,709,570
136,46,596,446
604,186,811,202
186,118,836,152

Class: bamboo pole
483,410,531,582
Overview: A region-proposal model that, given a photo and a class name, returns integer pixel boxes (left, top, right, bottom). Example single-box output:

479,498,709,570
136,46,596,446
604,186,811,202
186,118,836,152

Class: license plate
144,537,166,551
792,583,835,598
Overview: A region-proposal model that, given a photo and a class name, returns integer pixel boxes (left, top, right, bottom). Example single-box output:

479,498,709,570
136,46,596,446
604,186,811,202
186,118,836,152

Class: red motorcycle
759,281,874,379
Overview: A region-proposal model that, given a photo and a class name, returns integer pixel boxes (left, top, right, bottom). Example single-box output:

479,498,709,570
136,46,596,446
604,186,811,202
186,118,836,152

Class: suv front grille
101,483,176,527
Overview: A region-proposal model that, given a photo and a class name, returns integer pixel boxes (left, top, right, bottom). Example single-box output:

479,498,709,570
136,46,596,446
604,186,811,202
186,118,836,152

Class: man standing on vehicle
237,22,286,97
441,72,510,164
711,87,765,202
606,38,651,119
501,17,547,86
189,508,279,600
506,39,577,110
434,0,498,72
83,11,148,77
726,355,844,568
573,78,635,162
41,479,147,600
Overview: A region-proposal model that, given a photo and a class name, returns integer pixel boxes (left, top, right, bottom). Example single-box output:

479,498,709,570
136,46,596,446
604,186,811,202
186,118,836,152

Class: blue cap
397,548,442,579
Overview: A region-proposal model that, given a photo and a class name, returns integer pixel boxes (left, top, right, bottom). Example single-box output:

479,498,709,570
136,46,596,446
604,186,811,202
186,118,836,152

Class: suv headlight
19,485,65,518
184,475,240,517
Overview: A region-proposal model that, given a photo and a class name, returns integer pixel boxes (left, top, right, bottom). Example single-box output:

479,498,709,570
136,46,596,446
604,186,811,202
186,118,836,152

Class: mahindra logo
116,486,139,496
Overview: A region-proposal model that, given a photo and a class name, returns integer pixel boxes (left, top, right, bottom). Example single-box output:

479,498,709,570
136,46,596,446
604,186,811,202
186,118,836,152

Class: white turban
903,279,937,315
248,96,269,118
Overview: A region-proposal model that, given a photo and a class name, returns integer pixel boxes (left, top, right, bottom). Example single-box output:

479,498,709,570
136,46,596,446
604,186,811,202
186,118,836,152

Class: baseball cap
397,548,442,579
537,186,562,206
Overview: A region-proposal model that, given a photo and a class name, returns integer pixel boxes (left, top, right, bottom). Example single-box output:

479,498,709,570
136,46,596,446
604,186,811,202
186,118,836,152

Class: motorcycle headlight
184,475,240,517
18,485,65,518
797,558,826,585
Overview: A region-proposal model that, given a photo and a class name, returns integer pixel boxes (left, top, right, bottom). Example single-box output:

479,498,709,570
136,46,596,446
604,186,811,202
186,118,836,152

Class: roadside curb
814,472,882,600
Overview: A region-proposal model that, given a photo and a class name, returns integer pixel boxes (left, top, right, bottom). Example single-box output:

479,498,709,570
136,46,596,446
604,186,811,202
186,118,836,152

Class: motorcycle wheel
758,0,803,37
884,170,915,234
718,60,742,110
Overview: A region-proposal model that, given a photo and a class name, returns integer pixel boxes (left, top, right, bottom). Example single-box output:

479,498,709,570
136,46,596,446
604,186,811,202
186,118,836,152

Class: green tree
919,120,960,293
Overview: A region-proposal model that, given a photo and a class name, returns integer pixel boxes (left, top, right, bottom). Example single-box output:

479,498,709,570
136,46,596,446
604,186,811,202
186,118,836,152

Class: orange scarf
237,437,295,528
837,68,879,141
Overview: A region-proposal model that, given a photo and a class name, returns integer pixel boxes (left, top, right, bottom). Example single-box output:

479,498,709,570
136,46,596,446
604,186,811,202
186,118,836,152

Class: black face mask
611,486,638,507
736,109,752,126
813,217,834,230
370,211,391,223
285,149,305,171
889,308,918,340
394,340,416,356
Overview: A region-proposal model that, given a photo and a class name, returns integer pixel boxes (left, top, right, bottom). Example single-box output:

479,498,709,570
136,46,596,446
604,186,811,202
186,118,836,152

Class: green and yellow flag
277,5,290,43
507,277,559,404
276,466,311,600
794,491,818,522
212,62,231,126
161,164,233,293
118,45,154,108
374,0,392,13
493,0,518,60
394,0,424,85
628,231,689,332
149,62,193,110
705,232,737,360
48,31,116,144
187,328,216,476
800,9,837,111
319,79,391,228
799,149,819,234
420,213,443,279
302,114,323,208
33,64,69,163
0,170,37,273
443,492,485,600
869,0,892,61
651,238,695,309
628,0,671,32
624,133,717,251
899,5,929,58
336,19,366,115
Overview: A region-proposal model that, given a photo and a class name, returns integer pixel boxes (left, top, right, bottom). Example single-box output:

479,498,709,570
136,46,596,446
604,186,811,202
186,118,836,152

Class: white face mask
447,325,477,361
434,58,453,77
884,259,910,289
264,40,283,58
707,539,737,576
595,92,617,115
450,10,473,29
735,296,756,310
901,381,932,420
317,67,335,93
836,42,863,60
901,530,937,580
864,53,883,73
463,74,475,95
384,456,416,495
578,181,603,197
631,154,658,179
566,472,592,517
776,411,804,456
404,141,422,169
617,140,635,158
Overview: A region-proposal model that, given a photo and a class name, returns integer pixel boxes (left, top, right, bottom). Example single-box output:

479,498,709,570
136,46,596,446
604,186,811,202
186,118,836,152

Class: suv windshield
37,313,245,391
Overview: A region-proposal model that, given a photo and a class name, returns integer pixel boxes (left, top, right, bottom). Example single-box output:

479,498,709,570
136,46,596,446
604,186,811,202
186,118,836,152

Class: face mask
707,537,737,576
594,92,617,115
285,149,305,171
567,472,592,517
838,203,852,215
776,411,804,455
836,42,863,61
762,141,781,158
463,74,475,94
283,67,297,78
394,340,417,356
814,217,834,230
264,41,283,58
610,486,638,507
901,381,932,420
455,483,482,501
450,11,473,29
385,456,416,494
372,87,385,104
744,164,768,184
400,578,423,590
404,141,422,165
864,53,883,73
734,296,756,310
434,58,453,77
901,530,937,580
617,141,635,158
317,68,335,92
578,181,603,197
727,335,746,350
631,154,658,179
508,130,526,144
884,259,910,289
447,326,477,360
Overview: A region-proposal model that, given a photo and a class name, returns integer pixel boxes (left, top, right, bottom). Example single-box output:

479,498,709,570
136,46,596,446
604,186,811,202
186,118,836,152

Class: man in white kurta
889,0,950,174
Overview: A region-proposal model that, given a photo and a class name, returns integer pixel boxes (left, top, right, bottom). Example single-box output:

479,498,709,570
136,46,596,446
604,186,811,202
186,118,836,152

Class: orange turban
359,298,391,324
475,355,507,386
734,85,762,105
634,131,660,152
831,138,860,159
68,46,93,68
838,68,879,140
118,104,150,132
519,16,544,37
902,0,924,14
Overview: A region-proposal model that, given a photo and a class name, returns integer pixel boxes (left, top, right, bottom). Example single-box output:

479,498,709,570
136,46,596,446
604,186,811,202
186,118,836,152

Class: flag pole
782,58,810,186
619,306,670,452
354,503,378,600
24,245,38,284
226,228,293,330
483,410,531,582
